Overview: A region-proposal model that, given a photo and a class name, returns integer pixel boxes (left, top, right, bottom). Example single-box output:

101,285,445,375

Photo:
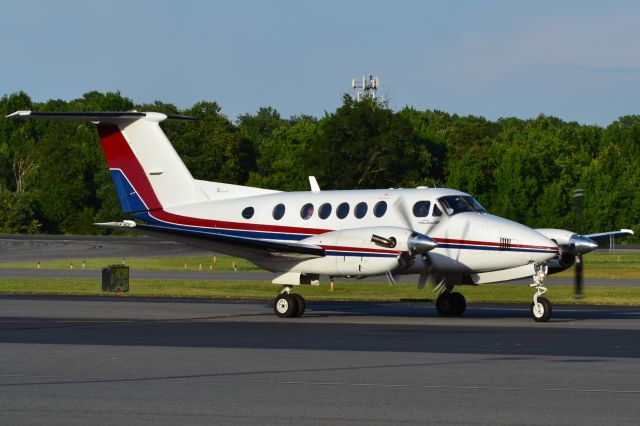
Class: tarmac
1,234,639,424
1,296,639,425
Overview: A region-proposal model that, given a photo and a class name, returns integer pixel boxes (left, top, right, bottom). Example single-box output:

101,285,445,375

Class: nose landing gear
530,265,552,322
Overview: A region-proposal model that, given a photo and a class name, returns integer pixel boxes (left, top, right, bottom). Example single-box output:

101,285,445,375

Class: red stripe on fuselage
97,124,162,211
149,209,332,235
434,237,557,251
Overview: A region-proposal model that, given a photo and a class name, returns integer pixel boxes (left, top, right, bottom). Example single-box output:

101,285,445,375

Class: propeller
389,195,440,289
573,189,585,299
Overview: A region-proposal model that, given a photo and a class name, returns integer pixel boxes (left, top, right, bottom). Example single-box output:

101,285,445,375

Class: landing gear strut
530,264,552,322
435,291,466,316
273,286,306,318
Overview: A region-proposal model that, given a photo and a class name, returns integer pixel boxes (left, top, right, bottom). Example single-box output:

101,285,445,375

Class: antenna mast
351,75,384,103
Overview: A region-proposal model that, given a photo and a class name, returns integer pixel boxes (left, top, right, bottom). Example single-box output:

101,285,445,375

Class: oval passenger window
336,202,350,219
318,203,332,219
242,206,254,219
300,203,314,220
373,201,387,218
272,203,285,220
354,202,368,219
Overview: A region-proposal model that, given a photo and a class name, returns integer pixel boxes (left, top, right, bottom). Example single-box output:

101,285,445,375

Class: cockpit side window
412,201,430,218
432,204,442,217
438,195,486,216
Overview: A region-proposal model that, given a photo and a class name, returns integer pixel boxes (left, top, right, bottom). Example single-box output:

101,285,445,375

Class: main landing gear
530,264,552,322
273,286,306,318
435,291,466,316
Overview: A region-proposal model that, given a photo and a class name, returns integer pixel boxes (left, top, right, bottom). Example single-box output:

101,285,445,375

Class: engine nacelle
545,252,576,274
536,228,598,255
535,228,576,247
302,226,435,276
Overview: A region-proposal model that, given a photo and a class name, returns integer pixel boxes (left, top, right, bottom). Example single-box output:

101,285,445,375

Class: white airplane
7,110,633,322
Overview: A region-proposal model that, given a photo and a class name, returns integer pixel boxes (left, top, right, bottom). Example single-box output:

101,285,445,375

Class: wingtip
5,110,32,119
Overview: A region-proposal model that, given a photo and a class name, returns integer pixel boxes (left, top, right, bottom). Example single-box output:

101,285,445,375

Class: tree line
0,91,638,240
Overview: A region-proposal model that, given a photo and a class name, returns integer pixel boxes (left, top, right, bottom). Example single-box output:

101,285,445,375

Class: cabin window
373,201,387,218
432,204,443,217
412,201,430,217
300,203,314,220
272,203,285,220
336,202,350,219
318,203,332,219
242,206,255,219
354,202,368,219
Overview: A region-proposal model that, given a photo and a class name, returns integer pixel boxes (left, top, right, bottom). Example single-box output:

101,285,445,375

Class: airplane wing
95,221,325,259
584,229,634,241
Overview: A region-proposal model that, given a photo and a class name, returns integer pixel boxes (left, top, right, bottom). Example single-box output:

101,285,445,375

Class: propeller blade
385,270,397,286
417,272,428,289
574,253,584,299
393,195,415,231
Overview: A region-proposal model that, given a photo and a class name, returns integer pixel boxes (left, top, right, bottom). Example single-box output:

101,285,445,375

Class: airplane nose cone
408,232,437,254
569,235,599,254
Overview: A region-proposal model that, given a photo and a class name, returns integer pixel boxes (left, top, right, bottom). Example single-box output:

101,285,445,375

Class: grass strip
2,252,640,279
0,256,259,272
1,278,639,306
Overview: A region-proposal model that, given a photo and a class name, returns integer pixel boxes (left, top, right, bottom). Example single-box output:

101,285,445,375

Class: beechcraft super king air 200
7,110,633,322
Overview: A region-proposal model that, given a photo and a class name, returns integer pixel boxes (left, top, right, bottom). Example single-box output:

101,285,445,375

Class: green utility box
102,265,129,293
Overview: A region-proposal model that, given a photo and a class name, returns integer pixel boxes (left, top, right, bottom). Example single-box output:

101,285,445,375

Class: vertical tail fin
96,113,203,212
7,111,203,213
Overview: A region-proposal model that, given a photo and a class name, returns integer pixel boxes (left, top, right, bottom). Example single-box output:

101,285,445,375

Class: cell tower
351,75,384,102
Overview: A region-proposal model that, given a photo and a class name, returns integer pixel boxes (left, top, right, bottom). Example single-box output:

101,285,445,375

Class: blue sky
2,0,639,125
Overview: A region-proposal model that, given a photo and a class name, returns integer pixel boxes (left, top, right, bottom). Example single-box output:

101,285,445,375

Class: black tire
435,292,453,316
274,294,297,318
530,296,552,322
450,292,466,316
291,293,306,317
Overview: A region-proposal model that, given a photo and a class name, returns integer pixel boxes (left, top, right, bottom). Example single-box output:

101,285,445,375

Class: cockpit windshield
438,195,487,216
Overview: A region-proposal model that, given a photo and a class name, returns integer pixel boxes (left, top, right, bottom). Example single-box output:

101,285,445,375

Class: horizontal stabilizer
6,110,197,122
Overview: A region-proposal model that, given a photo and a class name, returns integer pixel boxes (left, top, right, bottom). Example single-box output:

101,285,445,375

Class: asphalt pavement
1,296,639,425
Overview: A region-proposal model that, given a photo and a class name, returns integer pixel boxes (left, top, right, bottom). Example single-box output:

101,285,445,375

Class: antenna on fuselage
309,176,321,193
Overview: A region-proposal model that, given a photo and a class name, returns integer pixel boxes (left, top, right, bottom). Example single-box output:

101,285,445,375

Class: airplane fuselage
132,186,558,277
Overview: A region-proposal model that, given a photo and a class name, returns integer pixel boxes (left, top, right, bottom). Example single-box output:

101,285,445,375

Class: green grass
0,255,259,272
554,252,640,279
3,252,639,278
1,278,639,306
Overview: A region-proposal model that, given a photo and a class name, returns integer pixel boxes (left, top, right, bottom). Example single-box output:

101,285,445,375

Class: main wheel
274,293,297,318
435,292,454,316
291,293,306,317
450,292,466,316
530,296,552,322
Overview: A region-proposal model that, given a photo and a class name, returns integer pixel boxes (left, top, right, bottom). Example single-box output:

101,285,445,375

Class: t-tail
6,111,273,215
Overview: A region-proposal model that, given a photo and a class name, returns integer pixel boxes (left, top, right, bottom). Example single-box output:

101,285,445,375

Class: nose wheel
530,264,552,322
274,287,306,318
